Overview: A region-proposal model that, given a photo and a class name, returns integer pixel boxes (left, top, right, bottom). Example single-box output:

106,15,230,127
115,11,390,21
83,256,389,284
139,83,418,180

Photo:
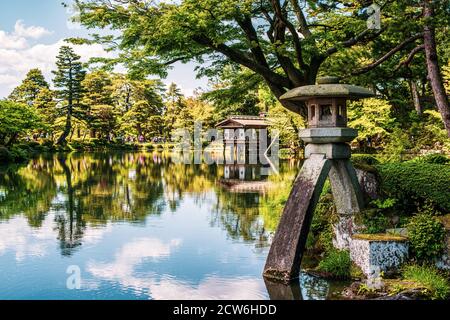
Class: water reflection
0,152,345,300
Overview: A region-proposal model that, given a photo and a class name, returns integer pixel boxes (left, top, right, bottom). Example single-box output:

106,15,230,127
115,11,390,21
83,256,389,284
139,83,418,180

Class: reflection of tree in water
161,161,218,212
55,156,86,256
210,190,269,246
0,152,298,256
1,152,170,255
0,156,57,227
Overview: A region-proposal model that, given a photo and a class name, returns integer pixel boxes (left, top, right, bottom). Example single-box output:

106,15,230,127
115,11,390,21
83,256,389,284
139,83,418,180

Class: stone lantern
263,76,375,283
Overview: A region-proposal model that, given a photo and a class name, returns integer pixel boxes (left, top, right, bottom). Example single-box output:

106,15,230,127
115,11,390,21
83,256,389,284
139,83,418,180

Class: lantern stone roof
280,76,375,102
216,116,269,129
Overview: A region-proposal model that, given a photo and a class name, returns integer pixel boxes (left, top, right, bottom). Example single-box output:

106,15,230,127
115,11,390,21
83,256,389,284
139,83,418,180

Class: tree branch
289,0,311,38
269,0,305,86
191,34,291,88
394,44,425,72
326,28,386,57
352,33,424,75
236,15,271,69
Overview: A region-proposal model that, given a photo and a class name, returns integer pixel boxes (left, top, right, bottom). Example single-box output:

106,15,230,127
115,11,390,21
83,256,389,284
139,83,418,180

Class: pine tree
81,70,114,138
52,46,86,145
9,69,49,106
164,83,184,138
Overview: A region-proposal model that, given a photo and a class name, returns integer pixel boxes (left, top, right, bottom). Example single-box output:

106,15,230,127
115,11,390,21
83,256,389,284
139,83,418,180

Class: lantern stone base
350,234,409,277
300,128,358,144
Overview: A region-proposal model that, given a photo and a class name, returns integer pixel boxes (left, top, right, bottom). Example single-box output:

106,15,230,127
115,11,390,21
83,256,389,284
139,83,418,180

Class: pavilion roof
216,116,269,129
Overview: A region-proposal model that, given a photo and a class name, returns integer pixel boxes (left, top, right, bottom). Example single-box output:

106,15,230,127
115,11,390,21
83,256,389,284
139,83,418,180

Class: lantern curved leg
263,154,331,283
328,159,365,250
328,159,364,214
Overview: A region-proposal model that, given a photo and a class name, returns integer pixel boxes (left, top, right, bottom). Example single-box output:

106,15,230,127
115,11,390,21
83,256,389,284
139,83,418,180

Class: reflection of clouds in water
150,276,266,300
0,213,114,261
88,238,182,278
300,273,330,300
0,216,53,261
83,224,114,245
88,238,266,300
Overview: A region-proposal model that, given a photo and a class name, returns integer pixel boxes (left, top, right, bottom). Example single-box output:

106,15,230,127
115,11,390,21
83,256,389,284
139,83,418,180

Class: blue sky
0,0,208,98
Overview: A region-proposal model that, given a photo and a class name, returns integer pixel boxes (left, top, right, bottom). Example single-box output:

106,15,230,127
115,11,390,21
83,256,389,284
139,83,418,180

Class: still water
0,152,347,300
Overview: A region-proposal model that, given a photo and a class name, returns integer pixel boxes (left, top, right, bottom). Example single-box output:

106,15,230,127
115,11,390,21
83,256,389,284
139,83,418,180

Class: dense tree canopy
72,0,450,136
1,1,449,161
0,101,41,146
9,69,50,107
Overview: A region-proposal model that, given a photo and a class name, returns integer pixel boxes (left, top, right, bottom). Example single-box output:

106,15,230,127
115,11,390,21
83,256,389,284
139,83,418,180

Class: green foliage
376,162,450,212
8,69,49,106
52,46,86,145
89,105,117,140
81,70,113,107
317,249,352,280
53,46,86,103
409,153,450,165
260,178,292,232
348,98,395,148
351,154,380,172
372,198,397,210
360,209,390,234
202,67,262,122
266,93,305,150
402,264,450,300
380,127,413,163
0,146,12,163
407,213,446,261
307,180,336,252
0,101,42,146
408,110,450,152
351,154,380,166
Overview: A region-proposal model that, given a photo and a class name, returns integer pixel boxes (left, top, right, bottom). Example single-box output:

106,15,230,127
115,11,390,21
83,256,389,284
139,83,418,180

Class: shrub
316,225,334,252
352,154,380,166
68,141,86,151
381,127,412,162
89,138,108,147
0,146,12,163
9,144,32,161
360,209,390,234
41,139,54,147
351,154,380,172
407,213,446,261
409,153,450,165
402,264,450,300
376,162,450,212
317,249,352,279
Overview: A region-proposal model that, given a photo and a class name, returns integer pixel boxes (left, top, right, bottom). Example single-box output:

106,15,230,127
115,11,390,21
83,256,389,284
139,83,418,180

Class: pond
0,152,348,300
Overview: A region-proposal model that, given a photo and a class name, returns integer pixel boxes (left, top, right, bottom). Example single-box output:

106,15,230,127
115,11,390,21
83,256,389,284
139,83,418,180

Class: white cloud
0,21,114,98
0,31,28,50
0,20,52,51
13,20,53,39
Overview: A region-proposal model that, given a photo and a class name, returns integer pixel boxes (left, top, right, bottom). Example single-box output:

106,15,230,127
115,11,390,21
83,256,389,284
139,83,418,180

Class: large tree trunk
57,113,72,145
423,0,450,137
57,103,72,146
